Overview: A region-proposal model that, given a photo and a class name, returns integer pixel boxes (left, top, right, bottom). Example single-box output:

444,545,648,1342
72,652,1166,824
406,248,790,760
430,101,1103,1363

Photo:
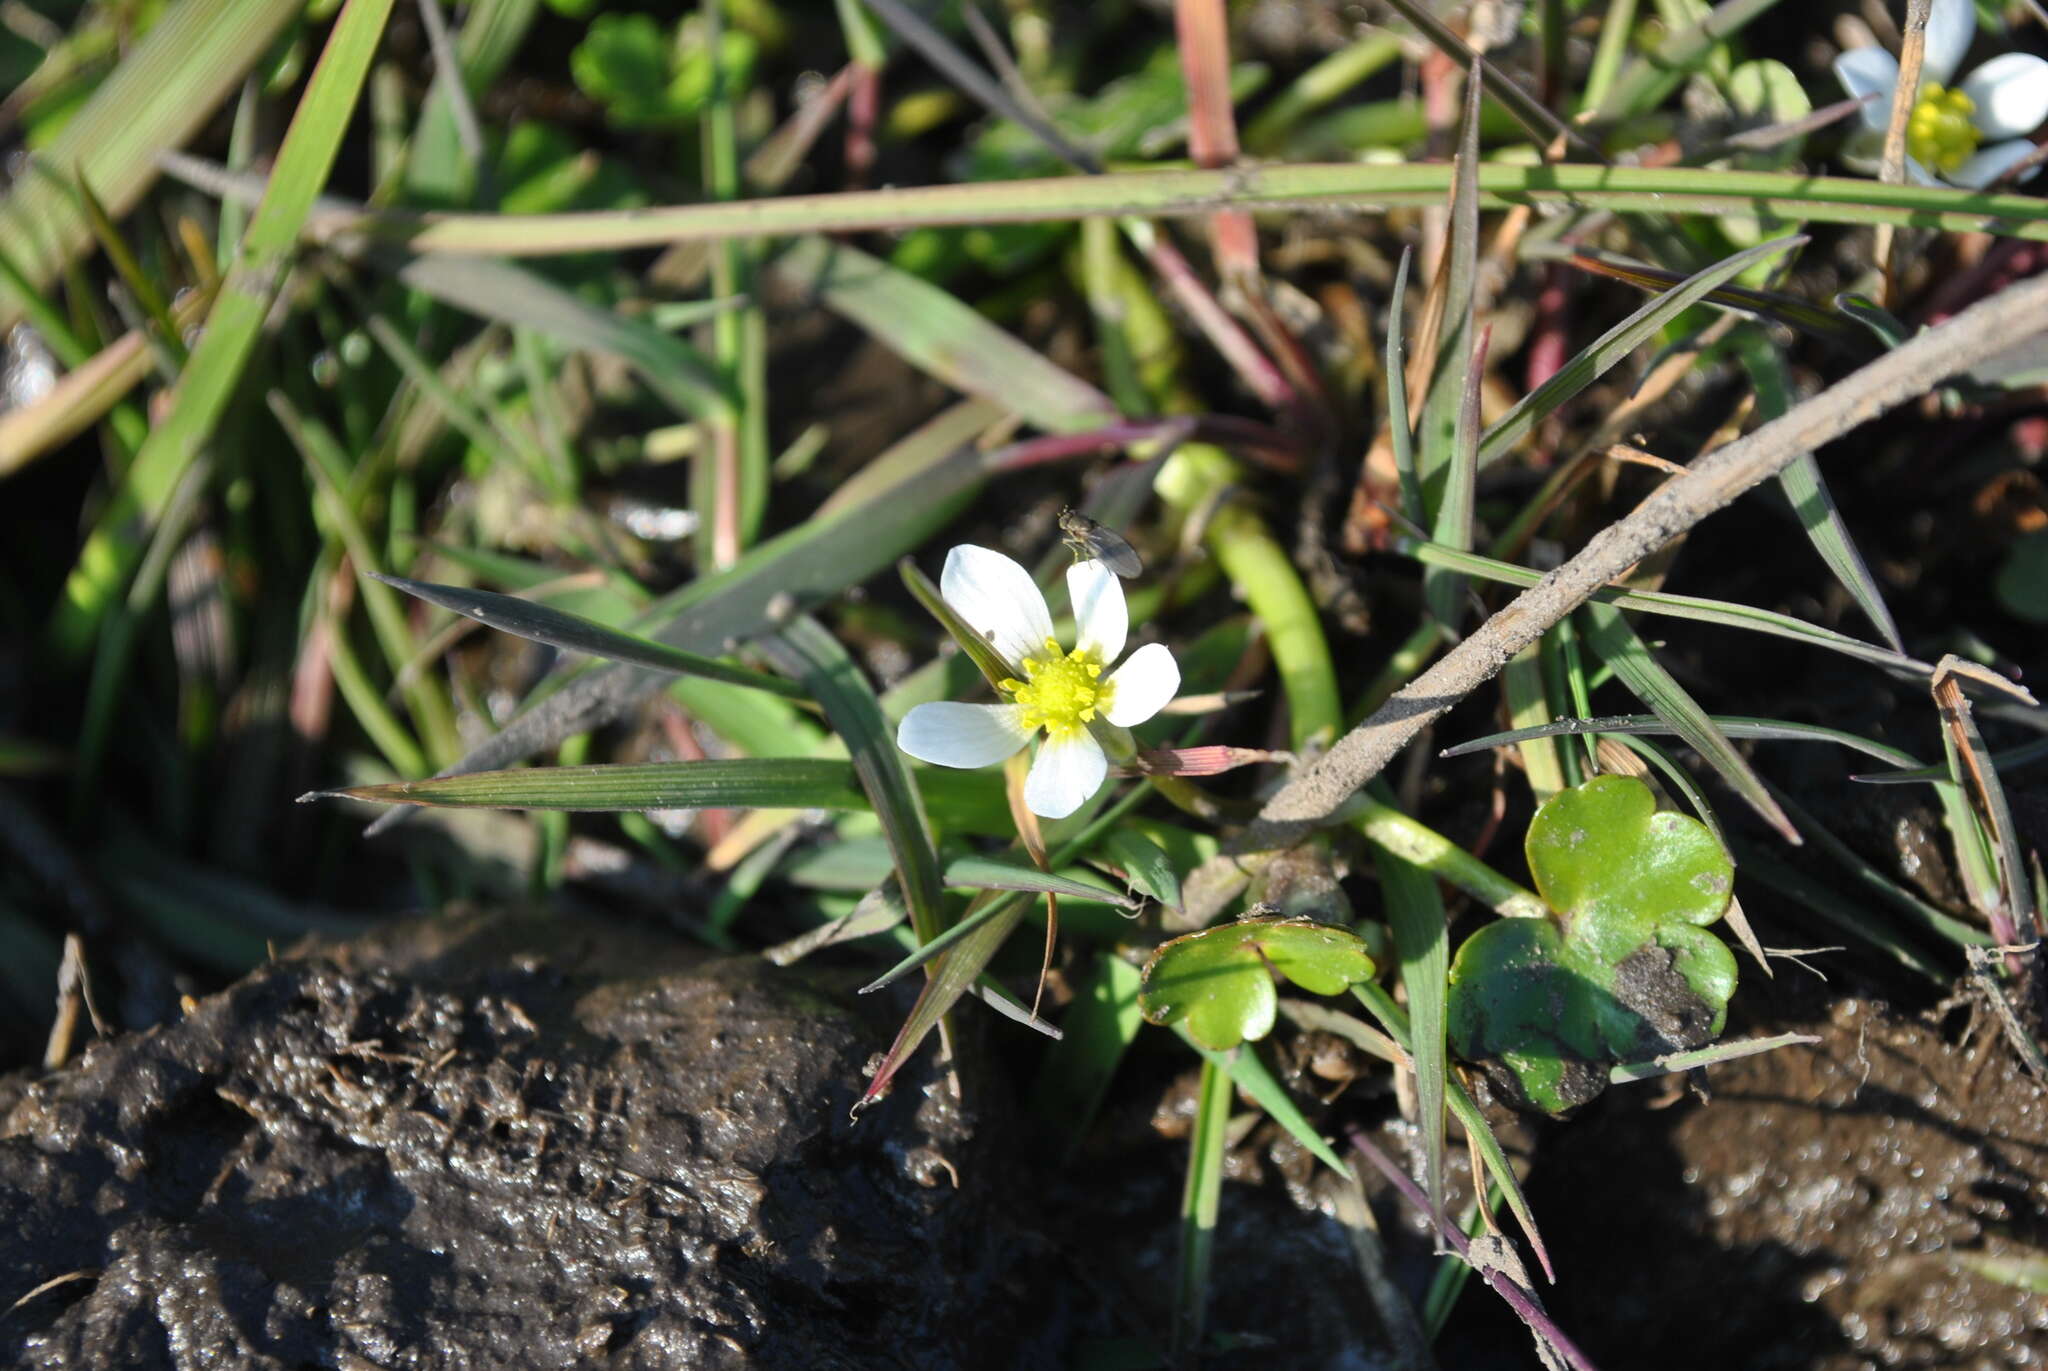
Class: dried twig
1875,0,1932,302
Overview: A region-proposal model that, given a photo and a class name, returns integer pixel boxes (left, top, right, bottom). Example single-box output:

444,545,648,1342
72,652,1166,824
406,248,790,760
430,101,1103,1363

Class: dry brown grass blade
1173,0,1259,286
1876,0,1932,303
1177,266,2048,918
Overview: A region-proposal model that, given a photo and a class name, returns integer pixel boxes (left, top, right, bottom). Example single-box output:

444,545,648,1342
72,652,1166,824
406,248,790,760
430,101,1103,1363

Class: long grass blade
1731,324,1905,650
372,573,807,699
1029,951,1145,1157
1400,539,1931,675
50,0,397,661
1372,831,1450,1231
1578,600,1799,842
186,160,2048,254
1479,236,1804,467
756,617,948,947
306,758,873,812
1173,1054,1232,1364
1352,980,1552,1281
770,235,1118,433
389,254,733,421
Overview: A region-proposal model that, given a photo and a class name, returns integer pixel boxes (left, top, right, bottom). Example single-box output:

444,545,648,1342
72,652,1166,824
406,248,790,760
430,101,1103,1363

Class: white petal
1103,643,1181,727
1066,559,1127,665
940,545,1054,669
1906,155,1945,186
897,702,1034,769
1834,46,1900,131
1962,53,2048,139
1950,138,2043,187
1923,0,1975,87
1024,731,1107,820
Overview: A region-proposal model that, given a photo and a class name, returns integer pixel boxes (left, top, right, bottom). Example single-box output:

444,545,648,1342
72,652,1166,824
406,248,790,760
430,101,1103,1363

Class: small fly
1057,506,1142,578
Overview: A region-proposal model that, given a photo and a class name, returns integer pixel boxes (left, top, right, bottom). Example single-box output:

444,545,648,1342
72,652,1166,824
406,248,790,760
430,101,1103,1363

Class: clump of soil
0,911,1069,1369
1513,989,2048,1369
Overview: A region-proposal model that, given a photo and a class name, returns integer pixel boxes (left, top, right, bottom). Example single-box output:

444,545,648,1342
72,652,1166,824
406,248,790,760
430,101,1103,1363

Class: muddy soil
1485,985,2048,1369
0,912,1073,1370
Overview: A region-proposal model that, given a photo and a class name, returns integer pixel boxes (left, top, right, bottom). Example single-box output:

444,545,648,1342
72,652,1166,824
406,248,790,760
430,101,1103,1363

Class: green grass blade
1400,539,1931,675
1420,70,1481,505
1732,324,1904,650
49,0,397,662
1729,841,1953,978
855,893,1038,1110
307,758,871,812
1352,980,1552,1282
1578,600,1798,842
406,0,541,202
1172,1054,1232,1363
1441,712,1923,769
1479,236,1803,467
0,0,301,328
943,855,1136,905
770,235,1118,433
1180,1030,1351,1174
389,254,733,421
756,616,947,946
372,572,809,699
1372,833,1450,1231
1608,1031,1819,1083
900,557,1017,687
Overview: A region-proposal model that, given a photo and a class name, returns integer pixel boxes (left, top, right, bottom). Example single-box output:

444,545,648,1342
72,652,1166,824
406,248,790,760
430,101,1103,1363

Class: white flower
1833,0,2048,188
896,545,1180,820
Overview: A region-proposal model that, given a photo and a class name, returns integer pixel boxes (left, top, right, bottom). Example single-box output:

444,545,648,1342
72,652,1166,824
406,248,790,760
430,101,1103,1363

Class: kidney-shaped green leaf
1140,917,1377,1052
1449,775,1739,1116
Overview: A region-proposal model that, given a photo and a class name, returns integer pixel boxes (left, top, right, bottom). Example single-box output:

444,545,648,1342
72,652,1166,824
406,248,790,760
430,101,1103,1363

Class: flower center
1004,638,1111,739
1907,83,1979,175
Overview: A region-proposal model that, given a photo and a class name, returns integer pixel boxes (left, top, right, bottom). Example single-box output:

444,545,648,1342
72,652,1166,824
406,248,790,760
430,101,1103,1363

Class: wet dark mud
0,912,1069,1370
1507,991,2048,1370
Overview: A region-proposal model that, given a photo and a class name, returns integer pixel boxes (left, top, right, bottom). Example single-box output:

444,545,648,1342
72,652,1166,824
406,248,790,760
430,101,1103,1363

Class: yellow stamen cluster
1002,638,1111,740
1908,83,1980,175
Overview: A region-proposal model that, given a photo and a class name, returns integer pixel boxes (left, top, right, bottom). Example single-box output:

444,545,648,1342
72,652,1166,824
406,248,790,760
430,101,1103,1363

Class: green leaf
1179,1029,1351,1175
1097,828,1182,913
308,758,870,812
1578,600,1798,842
1139,917,1377,1051
769,235,1118,434
1732,324,1903,650
1449,776,1740,1115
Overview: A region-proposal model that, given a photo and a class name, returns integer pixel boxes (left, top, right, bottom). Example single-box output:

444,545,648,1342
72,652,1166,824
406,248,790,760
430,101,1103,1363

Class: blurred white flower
1834,0,2048,187
896,545,1180,820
